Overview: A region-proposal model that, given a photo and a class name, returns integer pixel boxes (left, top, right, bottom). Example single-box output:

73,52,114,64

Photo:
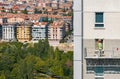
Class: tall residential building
32,22,48,43
16,22,32,43
48,21,65,41
2,23,16,42
83,0,120,79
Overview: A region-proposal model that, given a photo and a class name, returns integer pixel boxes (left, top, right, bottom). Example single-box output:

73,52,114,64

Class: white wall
83,1,120,79
84,0,120,12
104,74,120,79
84,0,120,39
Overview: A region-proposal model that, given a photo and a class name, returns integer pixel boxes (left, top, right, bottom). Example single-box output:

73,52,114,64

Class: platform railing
84,47,120,58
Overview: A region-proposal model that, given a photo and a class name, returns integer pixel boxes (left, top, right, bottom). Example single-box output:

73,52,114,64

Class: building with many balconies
48,21,65,46
32,22,48,43
16,22,32,43
48,21,65,41
2,23,16,42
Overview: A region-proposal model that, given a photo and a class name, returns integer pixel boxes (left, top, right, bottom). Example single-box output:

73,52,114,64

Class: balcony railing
84,47,120,58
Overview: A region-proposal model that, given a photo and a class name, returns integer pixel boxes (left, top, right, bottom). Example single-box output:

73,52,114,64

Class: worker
98,39,103,57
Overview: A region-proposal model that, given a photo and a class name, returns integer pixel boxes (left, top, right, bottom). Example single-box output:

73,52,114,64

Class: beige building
48,21,65,46
48,21,65,41
83,0,120,79
16,22,32,43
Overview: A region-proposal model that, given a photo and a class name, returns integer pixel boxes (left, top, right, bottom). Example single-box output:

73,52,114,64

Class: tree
1,7,5,12
10,9,13,13
34,8,38,14
39,10,42,14
22,9,28,14
50,62,63,78
14,11,17,14
0,41,73,79
0,74,6,79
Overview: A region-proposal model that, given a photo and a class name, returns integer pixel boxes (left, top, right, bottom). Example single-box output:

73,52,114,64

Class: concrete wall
84,39,120,50
104,74,120,79
83,12,120,39
83,0,120,39
84,0,120,12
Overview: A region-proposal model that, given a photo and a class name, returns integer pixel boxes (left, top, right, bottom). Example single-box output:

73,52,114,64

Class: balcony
87,64,120,75
84,47,120,59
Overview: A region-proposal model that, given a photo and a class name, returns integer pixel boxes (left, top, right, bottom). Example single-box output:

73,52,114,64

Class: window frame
95,12,104,28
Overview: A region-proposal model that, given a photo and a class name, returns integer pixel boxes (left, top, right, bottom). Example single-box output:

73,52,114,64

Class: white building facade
32,22,47,43
83,0,120,79
2,23,16,42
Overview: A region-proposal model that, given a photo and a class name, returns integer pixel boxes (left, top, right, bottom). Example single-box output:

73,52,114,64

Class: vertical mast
73,0,83,79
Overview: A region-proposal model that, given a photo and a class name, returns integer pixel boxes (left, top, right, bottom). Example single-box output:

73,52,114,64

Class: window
95,12,103,23
95,12,104,27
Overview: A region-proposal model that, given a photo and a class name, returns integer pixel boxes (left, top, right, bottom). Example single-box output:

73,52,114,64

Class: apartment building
2,23,16,42
83,0,120,79
32,22,48,43
16,22,32,43
48,21,65,41
48,21,65,46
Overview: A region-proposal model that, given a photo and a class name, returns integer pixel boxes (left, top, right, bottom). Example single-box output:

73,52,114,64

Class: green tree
34,8,38,14
1,7,5,12
10,9,13,13
0,41,73,79
0,74,6,79
22,9,28,14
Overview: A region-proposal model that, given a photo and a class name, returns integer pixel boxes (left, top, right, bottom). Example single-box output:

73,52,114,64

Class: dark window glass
95,24,104,27
95,12,103,23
